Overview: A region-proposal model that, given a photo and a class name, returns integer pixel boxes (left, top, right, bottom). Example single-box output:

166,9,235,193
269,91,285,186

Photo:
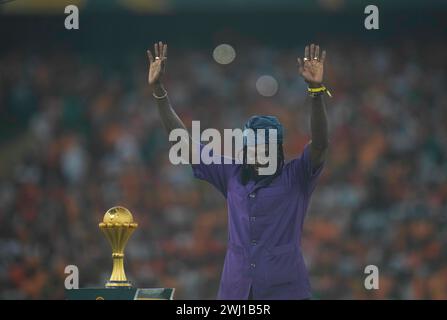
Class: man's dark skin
147,41,328,170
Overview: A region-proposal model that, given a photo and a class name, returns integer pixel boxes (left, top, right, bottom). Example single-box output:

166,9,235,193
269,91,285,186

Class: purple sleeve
191,144,238,197
286,143,324,194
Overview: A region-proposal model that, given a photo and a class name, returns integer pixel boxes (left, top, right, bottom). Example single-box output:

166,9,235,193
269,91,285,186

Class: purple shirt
191,143,324,300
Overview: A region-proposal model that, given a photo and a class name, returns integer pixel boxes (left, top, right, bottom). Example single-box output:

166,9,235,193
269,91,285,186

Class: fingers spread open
154,42,159,58
321,50,327,64
315,45,320,60
297,57,304,73
159,41,163,57
304,45,310,60
163,44,168,59
147,50,154,64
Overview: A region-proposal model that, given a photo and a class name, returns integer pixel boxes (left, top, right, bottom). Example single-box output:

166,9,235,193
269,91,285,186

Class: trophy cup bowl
99,206,138,288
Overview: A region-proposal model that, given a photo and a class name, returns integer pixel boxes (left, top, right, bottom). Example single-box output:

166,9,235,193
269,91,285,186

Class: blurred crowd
0,39,446,299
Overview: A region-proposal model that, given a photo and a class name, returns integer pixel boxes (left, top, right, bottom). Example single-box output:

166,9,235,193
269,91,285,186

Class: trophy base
66,288,176,300
105,280,132,288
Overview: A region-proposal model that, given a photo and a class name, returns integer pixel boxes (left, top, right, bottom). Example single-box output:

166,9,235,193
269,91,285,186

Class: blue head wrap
243,115,284,147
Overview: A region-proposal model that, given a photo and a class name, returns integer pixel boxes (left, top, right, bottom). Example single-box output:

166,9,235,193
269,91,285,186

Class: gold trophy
99,206,138,288
65,206,175,299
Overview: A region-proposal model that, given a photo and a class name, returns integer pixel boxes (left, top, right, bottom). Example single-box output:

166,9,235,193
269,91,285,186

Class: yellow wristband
308,86,326,92
307,85,332,97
